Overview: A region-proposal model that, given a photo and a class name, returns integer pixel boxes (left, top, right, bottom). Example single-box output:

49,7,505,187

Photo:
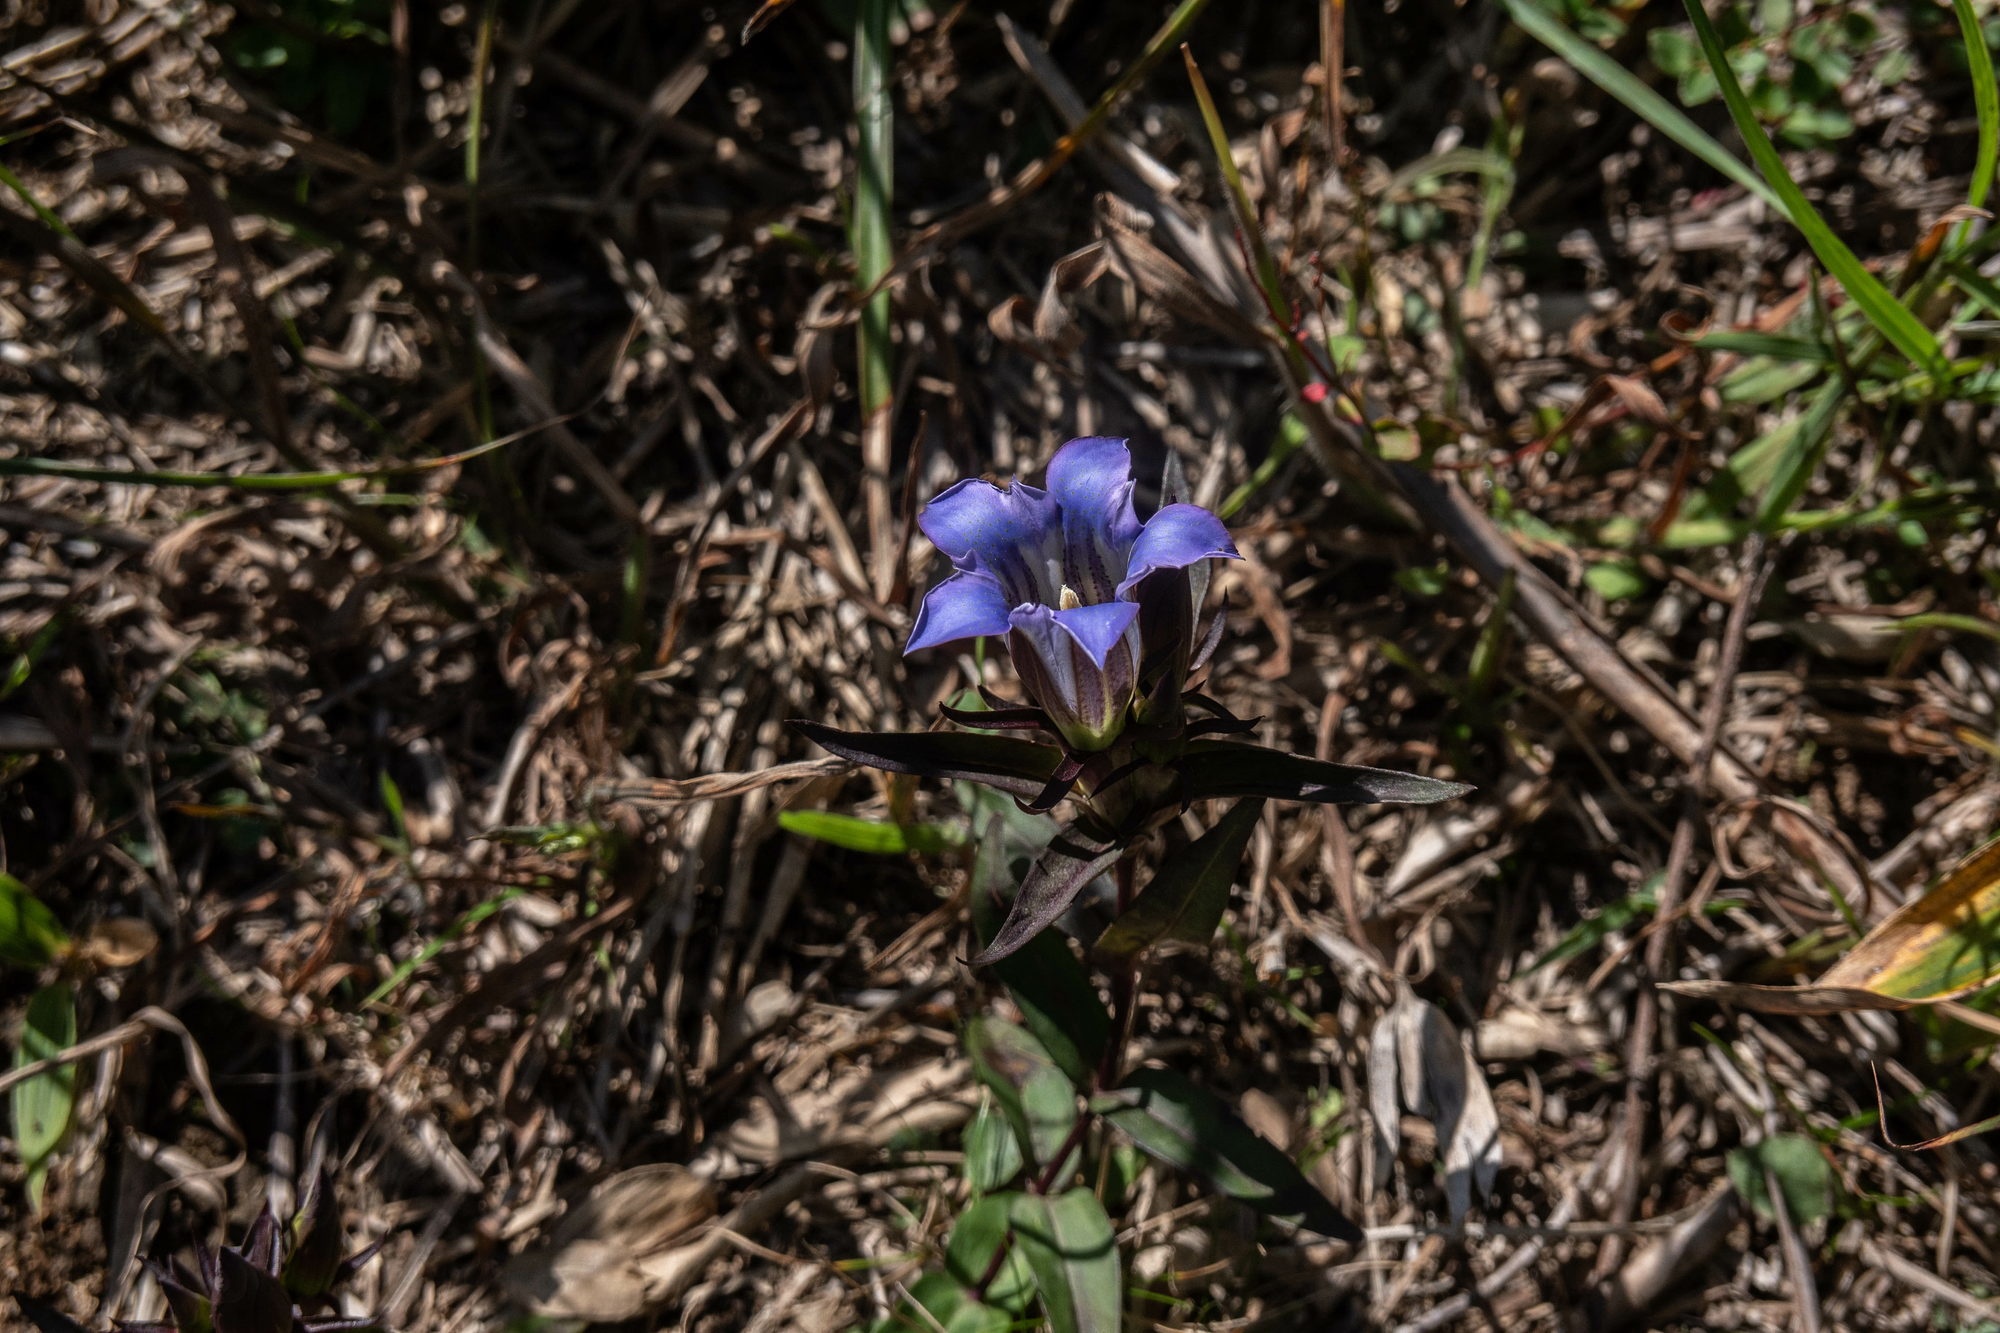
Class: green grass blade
0,431,522,491
1682,0,1947,384
1753,375,1847,529
360,888,524,1009
1498,0,1779,211
1950,0,1998,212
852,0,894,419
1184,46,1289,323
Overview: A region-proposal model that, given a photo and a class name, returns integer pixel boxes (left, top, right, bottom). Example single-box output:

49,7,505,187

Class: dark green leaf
15,1298,91,1333
213,1248,293,1333
1093,1067,1362,1242
1093,799,1264,963
0,874,67,971
790,722,1066,801
968,820,1124,967
971,814,1110,1086
1007,1190,1121,1333
964,1018,1079,1174
945,1192,1034,1315
1176,742,1471,807
285,1169,344,1300
776,810,966,855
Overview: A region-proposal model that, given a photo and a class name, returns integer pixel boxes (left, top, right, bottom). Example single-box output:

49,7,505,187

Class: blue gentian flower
907,437,1238,752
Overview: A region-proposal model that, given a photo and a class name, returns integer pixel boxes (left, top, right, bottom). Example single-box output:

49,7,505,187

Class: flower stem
1096,855,1141,1092
980,853,1150,1307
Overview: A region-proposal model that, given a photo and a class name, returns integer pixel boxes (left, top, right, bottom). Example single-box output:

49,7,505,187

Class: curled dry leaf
78,918,159,969
502,1164,718,1322
1367,984,1501,1222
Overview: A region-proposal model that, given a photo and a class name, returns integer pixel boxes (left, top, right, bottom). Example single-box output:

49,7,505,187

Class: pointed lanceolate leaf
151,1257,215,1333
964,1017,1079,1175
969,820,1124,966
972,815,1110,1087
1176,741,1471,806
1092,1067,1362,1243
1093,799,1264,963
791,722,1066,801
940,703,1052,732
1007,1189,1121,1333
285,1169,344,1300
241,1207,281,1277
212,1247,295,1333
16,1297,92,1333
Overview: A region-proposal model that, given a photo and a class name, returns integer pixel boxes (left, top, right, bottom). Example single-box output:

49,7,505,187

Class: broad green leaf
776,810,966,856
1176,742,1471,806
12,982,77,1212
1727,1134,1832,1223
1093,799,1264,963
971,814,1110,1087
864,1272,1009,1333
945,1192,1034,1315
1647,26,1700,78
963,1099,1025,1195
0,874,67,971
969,820,1124,967
1583,561,1648,602
1092,1067,1362,1242
1682,0,1947,384
963,1017,1079,1174
1008,1190,1121,1333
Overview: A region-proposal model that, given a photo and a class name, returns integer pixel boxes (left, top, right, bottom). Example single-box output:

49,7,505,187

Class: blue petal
1046,437,1142,544
1116,503,1239,597
905,569,1015,655
918,477,1059,566
1045,437,1141,601
1013,599,1140,670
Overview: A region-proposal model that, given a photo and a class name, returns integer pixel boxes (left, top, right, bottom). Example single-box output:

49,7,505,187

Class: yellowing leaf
1817,834,2000,1002
1664,834,2000,1016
